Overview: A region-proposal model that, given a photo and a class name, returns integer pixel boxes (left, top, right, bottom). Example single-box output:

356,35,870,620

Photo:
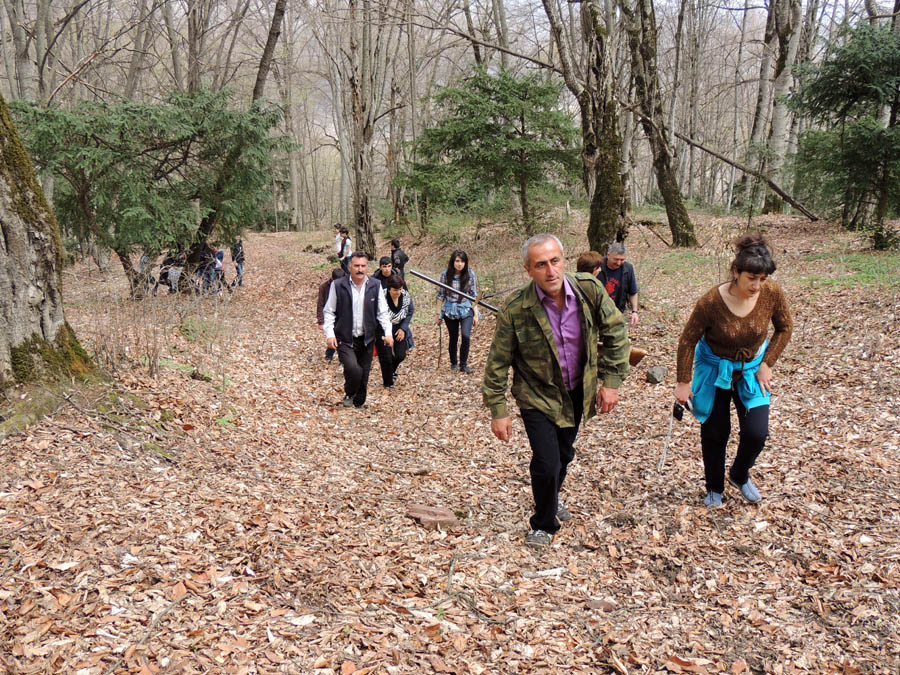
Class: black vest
333,276,381,346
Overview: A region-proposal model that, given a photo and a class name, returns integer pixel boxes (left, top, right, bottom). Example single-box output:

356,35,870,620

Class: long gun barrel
408,268,500,313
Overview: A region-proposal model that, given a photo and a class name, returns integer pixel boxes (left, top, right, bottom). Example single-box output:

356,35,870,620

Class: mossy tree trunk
0,93,89,388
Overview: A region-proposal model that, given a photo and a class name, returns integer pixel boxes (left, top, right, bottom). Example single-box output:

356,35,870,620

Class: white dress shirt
323,276,392,340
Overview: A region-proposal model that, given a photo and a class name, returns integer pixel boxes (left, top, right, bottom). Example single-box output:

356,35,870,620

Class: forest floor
2,214,900,674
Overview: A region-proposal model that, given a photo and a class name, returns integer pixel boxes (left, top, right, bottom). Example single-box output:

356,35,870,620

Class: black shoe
342,396,353,407
450,363,458,372
460,366,473,374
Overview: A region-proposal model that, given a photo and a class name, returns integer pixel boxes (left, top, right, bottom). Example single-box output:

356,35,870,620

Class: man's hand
326,337,337,350
382,335,394,348
629,312,639,327
491,417,512,441
597,386,619,414
756,361,773,395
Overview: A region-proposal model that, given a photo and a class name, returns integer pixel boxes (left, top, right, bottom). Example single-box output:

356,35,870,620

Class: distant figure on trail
376,275,415,389
391,239,409,278
317,268,345,362
197,243,217,294
483,234,630,549
575,251,604,276
215,246,228,293
333,223,343,258
596,243,640,327
372,257,407,289
155,251,180,294
674,234,793,509
231,237,245,287
323,252,393,408
338,227,353,274
436,249,479,374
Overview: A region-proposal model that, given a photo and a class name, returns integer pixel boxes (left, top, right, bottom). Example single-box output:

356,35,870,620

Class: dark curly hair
731,234,776,278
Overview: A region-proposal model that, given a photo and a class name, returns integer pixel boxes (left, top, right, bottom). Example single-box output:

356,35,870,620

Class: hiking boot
556,502,573,522
704,491,724,508
729,476,762,503
342,396,353,407
450,363,458,372
460,366,473,374
525,529,552,548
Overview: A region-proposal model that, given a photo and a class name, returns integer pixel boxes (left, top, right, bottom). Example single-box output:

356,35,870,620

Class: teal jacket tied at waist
691,336,770,423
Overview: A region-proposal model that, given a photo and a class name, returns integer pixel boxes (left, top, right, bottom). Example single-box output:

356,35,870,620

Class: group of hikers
140,238,245,295
317,230,792,548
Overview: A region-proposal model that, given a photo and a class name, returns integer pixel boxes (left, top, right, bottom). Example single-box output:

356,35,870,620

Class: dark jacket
331,276,382,346
596,259,637,312
482,273,630,428
391,248,409,276
316,278,333,325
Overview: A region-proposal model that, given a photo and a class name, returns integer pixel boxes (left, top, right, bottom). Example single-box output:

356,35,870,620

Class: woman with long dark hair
674,234,793,508
436,249,479,374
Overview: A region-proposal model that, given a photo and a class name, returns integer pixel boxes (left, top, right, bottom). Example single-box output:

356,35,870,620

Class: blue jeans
234,262,243,286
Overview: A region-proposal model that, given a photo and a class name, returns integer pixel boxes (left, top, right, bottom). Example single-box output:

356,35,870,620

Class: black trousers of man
338,336,374,407
375,331,408,387
520,386,584,534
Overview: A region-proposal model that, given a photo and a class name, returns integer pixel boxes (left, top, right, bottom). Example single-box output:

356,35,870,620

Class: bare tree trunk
490,0,510,69
762,0,801,213
2,0,33,99
163,0,185,91
0,93,84,387
462,0,483,66
738,3,776,207
622,0,697,246
252,0,286,102
727,0,750,211
542,0,627,252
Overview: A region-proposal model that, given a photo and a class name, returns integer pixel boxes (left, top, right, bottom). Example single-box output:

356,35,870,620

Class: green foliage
791,25,900,247
398,68,580,226
799,251,900,288
12,91,283,255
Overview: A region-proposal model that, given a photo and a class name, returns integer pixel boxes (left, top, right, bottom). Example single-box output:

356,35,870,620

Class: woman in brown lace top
674,234,793,508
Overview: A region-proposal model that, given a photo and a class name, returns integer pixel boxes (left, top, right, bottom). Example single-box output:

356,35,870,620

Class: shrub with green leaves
13,91,283,269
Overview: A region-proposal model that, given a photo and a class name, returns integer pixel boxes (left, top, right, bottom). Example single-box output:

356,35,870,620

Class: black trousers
445,313,473,367
520,387,584,534
700,386,769,493
338,336,374,406
375,332,408,386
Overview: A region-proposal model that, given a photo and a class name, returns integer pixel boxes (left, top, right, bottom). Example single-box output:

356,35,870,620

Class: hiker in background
334,223,343,258
376,275,415,389
596,243,640,327
576,251,604,276
674,234,793,509
372,256,407,289
317,268,345,362
391,239,409,278
215,246,227,293
231,237,245,287
338,227,353,274
323,252,393,408
436,249,479,374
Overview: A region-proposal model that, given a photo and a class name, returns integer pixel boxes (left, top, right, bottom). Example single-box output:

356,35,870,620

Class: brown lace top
676,281,793,382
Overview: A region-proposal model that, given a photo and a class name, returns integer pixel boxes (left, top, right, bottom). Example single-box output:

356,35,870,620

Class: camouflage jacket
482,273,630,428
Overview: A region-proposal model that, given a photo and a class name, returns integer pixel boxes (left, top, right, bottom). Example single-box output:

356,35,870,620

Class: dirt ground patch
2,215,899,673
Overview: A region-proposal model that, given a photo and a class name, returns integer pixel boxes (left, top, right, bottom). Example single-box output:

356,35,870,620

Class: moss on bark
6,322,93,387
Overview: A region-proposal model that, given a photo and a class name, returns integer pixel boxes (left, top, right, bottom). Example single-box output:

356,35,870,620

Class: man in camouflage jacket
482,234,630,548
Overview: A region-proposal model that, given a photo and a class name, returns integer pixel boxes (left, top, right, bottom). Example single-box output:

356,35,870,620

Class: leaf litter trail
2,221,900,674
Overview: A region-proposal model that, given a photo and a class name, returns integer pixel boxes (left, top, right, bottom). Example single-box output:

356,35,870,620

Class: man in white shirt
323,252,394,407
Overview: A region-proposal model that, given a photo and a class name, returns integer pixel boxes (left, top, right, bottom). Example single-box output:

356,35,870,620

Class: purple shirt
536,277,586,391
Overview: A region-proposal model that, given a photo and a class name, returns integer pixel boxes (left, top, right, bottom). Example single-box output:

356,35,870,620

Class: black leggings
700,386,769,493
444,313,473,367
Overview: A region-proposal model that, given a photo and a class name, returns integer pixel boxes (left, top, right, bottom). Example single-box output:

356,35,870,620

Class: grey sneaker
525,529,552,548
460,366,473,374
704,491,724,508
450,363,458,372
729,476,762,503
342,396,353,407
556,502,573,522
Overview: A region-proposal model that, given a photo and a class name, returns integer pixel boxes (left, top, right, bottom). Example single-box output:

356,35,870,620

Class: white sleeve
323,283,338,339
